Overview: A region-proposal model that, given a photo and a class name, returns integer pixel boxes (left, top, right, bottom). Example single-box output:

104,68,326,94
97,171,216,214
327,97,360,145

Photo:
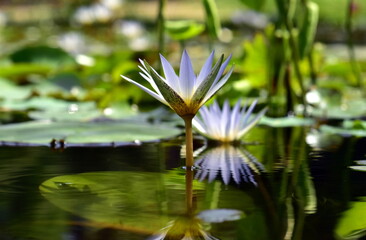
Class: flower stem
157,0,166,55
185,168,194,214
183,115,194,168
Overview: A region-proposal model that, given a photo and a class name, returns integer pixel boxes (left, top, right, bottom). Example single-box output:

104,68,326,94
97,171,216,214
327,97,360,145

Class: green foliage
202,0,221,39
165,20,205,41
298,1,319,59
335,199,366,239
239,0,266,11
9,45,75,67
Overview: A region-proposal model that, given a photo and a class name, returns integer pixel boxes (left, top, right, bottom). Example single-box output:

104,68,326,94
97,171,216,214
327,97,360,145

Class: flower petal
237,107,268,139
179,50,196,100
196,51,215,86
160,54,180,90
201,65,234,104
121,75,168,105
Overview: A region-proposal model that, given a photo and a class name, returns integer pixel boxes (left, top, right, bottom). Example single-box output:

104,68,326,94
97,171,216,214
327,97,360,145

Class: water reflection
194,144,264,185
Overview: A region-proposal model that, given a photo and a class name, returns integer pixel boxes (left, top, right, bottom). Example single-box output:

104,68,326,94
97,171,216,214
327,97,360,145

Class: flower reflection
193,99,267,143
148,215,218,240
194,145,264,185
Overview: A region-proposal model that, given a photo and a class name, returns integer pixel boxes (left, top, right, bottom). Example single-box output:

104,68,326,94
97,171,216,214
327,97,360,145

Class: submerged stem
185,168,194,214
183,115,194,168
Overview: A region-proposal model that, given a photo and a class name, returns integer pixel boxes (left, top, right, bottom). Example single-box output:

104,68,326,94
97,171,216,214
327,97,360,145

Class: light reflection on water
0,128,365,239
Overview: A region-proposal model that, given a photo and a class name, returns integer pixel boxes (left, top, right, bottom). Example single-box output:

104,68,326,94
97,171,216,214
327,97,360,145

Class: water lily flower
193,99,267,143
121,50,233,118
194,145,265,185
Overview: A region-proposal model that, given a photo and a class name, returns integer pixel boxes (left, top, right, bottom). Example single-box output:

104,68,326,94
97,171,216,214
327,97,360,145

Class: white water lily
195,145,264,185
121,50,233,118
193,99,267,142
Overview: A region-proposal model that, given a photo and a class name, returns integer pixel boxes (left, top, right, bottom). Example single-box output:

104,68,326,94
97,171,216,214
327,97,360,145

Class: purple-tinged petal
160,54,180,90
179,50,196,99
196,51,215,86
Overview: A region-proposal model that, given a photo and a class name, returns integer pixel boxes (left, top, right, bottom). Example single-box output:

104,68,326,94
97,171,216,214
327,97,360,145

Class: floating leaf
260,116,315,127
0,64,52,79
320,121,366,137
0,78,32,100
9,45,75,67
0,120,181,145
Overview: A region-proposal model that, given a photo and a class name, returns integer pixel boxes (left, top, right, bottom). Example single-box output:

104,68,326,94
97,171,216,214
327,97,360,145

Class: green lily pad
260,116,315,127
320,125,366,137
336,198,366,239
9,45,75,67
0,78,32,100
0,120,181,145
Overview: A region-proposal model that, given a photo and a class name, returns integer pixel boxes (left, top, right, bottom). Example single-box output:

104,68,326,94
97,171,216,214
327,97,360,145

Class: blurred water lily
195,145,264,185
193,99,267,142
148,215,218,240
122,50,233,118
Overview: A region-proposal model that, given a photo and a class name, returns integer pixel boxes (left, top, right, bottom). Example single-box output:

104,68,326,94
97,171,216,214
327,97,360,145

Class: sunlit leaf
165,20,205,41
336,199,366,239
0,64,52,79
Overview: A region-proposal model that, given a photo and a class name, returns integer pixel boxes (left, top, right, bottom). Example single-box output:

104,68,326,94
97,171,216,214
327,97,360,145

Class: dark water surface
0,127,366,240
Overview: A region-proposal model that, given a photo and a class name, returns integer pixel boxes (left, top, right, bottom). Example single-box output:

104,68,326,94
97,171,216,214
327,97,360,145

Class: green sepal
190,55,224,108
143,60,188,114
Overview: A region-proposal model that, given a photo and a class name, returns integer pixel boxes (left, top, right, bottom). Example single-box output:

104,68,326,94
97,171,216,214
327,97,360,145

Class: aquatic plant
193,99,267,143
122,50,233,167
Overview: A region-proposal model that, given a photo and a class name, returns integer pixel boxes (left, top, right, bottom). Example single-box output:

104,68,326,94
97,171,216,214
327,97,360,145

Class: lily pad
320,121,366,137
0,120,181,145
260,116,315,127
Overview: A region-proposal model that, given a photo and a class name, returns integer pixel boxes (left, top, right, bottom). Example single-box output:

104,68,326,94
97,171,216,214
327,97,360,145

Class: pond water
0,126,366,240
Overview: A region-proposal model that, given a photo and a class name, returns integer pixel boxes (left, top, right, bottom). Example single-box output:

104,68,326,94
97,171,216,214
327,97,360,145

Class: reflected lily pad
197,209,244,223
320,121,366,137
0,120,181,145
350,160,366,172
336,198,366,239
260,116,315,127
39,171,250,234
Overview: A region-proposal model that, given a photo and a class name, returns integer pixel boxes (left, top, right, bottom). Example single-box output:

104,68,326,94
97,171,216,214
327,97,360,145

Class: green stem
185,168,194,214
183,115,194,168
346,0,363,91
157,0,166,55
